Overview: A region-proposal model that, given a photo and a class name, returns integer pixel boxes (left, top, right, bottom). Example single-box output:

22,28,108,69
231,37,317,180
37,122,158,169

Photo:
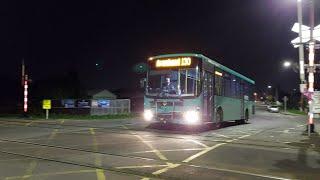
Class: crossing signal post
291,0,318,136
23,75,28,113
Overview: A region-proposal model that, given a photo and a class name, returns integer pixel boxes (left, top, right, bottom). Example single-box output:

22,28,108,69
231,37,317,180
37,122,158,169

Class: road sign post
42,99,51,120
283,96,288,113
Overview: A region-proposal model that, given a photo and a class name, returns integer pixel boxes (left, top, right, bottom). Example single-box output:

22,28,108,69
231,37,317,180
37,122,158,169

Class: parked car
267,105,279,113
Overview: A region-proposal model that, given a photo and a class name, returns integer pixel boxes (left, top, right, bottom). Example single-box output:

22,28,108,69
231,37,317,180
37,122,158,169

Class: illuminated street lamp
267,85,272,89
283,61,292,68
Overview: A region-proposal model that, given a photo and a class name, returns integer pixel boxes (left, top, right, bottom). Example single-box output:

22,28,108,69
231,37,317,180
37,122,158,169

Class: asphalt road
0,109,319,180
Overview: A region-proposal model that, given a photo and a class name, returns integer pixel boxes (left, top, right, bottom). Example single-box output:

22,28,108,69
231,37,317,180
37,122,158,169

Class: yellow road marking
96,169,106,180
152,163,180,175
122,125,169,161
182,143,226,163
21,128,59,179
89,128,106,180
134,134,168,161
140,178,150,180
152,132,253,175
90,128,96,135
5,169,96,180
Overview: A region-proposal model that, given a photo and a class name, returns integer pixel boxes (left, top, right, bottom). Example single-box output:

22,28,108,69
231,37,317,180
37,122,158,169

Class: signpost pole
46,109,49,120
284,96,288,113
42,99,51,120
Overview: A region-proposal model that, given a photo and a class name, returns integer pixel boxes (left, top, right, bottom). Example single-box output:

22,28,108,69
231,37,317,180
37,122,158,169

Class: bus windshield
146,68,200,98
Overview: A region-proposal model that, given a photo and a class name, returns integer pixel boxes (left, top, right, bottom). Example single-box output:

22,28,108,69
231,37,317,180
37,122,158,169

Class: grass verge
286,109,307,115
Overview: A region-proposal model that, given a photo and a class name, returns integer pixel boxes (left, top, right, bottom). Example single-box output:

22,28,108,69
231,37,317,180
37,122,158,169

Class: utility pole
307,0,315,135
297,0,306,111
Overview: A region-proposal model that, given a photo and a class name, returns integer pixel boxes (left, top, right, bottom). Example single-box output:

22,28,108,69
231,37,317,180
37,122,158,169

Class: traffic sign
42,99,51,110
311,91,320,113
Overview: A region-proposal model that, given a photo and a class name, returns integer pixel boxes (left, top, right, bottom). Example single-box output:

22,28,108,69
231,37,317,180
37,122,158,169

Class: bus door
203,72,214,122
240,82,244,119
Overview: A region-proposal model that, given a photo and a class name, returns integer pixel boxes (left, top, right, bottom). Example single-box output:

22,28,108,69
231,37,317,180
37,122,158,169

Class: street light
283,61,292,68
267,85,272,89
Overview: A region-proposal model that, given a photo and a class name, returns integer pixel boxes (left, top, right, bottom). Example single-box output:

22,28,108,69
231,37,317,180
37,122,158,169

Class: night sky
1,0,320,103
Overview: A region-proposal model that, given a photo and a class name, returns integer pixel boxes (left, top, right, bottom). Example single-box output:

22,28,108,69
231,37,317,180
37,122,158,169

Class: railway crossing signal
291,23,320,48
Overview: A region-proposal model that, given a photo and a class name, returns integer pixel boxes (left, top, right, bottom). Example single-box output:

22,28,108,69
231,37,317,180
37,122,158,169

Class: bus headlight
143,109,154,121
183,110,200,124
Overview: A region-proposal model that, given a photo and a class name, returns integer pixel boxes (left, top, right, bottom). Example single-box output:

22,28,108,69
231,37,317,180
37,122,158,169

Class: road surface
0,110,319,180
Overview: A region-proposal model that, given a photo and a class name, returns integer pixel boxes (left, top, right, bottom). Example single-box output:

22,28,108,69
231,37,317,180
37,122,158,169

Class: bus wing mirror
140,78,146,88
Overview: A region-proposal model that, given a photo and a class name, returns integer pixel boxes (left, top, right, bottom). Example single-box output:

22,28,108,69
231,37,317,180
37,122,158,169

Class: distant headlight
183,110,200,125
143,109,153,121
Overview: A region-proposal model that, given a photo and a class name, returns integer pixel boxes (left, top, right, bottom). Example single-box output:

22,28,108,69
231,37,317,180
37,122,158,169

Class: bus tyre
239,109,249,124
215,108,223,128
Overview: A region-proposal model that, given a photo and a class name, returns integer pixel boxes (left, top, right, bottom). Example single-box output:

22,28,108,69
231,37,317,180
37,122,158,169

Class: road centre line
89,128,106,180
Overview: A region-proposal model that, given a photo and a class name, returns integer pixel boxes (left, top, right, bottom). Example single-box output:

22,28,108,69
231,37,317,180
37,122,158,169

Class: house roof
88,89,117,99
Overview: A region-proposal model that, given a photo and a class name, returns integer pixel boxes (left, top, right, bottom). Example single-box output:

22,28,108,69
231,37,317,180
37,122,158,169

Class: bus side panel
214,96,242,121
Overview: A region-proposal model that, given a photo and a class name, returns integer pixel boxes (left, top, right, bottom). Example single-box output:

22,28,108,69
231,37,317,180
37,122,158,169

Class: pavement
0,109,319,180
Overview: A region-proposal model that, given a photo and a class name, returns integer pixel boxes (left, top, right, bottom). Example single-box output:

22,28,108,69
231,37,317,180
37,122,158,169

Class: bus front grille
156,113,183,121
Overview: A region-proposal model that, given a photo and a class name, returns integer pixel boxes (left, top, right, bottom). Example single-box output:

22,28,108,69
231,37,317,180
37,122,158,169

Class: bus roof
149,53,255,84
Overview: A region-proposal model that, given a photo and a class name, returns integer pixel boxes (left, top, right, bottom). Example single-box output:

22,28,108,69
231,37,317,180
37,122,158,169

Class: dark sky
1,0,320,102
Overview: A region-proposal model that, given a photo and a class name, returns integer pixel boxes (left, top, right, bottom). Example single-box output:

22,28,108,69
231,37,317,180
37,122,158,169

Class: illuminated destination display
155,57,192,68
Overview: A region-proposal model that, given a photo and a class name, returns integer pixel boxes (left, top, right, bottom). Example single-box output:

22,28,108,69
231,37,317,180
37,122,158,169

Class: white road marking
127,148,205,154
186,139,209,148
189,164,293,180
210,132,230,138
116,164,169,169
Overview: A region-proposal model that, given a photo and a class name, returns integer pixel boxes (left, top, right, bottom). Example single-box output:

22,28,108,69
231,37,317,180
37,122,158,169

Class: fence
49,99,130,115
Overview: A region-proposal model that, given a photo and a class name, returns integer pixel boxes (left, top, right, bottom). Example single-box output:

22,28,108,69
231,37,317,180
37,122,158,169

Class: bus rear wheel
238,109,249,124
245,109,249,122
215,108,223,128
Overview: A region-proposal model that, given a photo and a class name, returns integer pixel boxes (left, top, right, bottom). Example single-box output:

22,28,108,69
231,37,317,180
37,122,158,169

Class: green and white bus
143,53,255,127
